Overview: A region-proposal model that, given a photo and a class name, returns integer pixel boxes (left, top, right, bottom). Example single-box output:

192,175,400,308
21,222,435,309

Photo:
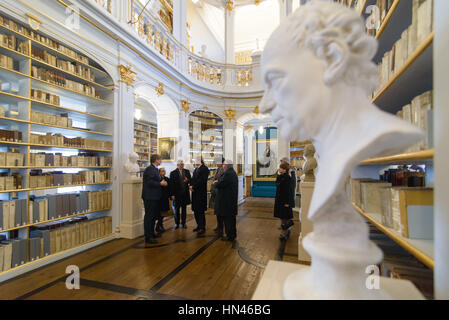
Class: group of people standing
141,154,238,244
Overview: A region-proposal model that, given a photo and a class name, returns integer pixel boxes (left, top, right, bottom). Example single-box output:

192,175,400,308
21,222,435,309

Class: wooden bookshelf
353,204,434,269
0,233,116,278
373,32,434,112
360,149,434,165
0,22,110,79
353,0,435,281
375,0,401,40
0,181,112,194
0,11,114,279
134,117,157,169
0,207,111,233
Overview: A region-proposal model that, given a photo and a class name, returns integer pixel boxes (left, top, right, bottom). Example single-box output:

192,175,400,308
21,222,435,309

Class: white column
116,0,133,25
435,0,449,300
279,0,291,22
114,74,136,232
178,109,191,163
225,7,235,64
173,0,187,46
224,118,236,163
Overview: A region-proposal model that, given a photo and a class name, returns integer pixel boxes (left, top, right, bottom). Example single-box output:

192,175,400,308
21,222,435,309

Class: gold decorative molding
181,100,190,113
245,125,253,132
156,82,165,96
253,106,259,114
118,65,136,91
225,108,236,120
26,13,41,31
254,0,261,5
226,1,234,11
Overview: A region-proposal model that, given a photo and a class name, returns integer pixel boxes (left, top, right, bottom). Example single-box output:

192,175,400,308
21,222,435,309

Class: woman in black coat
157,167,170,233
274,162,294,240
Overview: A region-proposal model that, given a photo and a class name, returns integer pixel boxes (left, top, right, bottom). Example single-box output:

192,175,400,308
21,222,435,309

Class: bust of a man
301,144,317,182
260,1,423,299
124,152,140,179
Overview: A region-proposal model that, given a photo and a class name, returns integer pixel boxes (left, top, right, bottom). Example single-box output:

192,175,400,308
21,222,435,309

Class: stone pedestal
298,180,314,263
120,178,144,239
252,261,425,300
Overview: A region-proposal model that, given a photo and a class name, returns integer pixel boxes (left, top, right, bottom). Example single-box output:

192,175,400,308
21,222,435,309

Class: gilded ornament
181,100,190,113
156,83,165,96
118,65,136,91
225,108,236,120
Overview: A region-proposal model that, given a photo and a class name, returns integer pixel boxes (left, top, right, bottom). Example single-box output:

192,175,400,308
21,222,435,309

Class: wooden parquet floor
0,197,301,300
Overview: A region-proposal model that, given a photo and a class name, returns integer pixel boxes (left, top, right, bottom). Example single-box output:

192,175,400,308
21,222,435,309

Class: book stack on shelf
189,110,223,170
336,0,435,291
0,11,114,279
134,120,157,170
375,1,433,98
0,215,113,273
395,90,433,152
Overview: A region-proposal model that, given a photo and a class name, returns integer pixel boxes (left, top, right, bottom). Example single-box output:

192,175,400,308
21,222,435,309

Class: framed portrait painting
253,139,278,181
158,137,176,161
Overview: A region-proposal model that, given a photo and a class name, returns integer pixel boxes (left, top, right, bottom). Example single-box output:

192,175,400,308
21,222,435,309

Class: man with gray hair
213,159,238,241
169,159,191,229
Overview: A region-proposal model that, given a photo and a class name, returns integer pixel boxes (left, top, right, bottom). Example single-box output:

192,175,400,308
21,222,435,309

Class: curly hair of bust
286,1,378,93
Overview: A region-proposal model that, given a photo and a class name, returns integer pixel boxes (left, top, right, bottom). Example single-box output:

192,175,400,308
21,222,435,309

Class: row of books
0,15,90,65
135,132,150,139
31,66,101,99
134,146,150,154
350,178,433,239
0,173,23,191
0,32,29,55
134,123,150,132
137,155,149,162
376,0,433,93
366,0,396,37
0,129,23,142
0,215,112,272
134,137,149,146
0,53,13,69
29,133,113,150
30,153,112,167
0,190,112,231
28,169,111,188
31,89,60,106
379,167,426,187
0,151,25,167
31,110,73,128
31,47,95,82
395,90,433,151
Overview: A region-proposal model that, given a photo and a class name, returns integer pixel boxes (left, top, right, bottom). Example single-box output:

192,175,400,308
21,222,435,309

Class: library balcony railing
88,0,260,91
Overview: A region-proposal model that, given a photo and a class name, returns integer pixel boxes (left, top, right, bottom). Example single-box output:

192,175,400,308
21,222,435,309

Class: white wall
187,0,225,62
434,0,449,300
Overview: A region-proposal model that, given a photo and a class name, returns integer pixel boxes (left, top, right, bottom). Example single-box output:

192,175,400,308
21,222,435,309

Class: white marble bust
260,1,423,299
124,152,140,179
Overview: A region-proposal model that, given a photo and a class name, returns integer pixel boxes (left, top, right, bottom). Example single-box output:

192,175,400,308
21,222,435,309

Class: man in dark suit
190,158,210,235
170,159,191,229
142,154,167,244
213,159,239,241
